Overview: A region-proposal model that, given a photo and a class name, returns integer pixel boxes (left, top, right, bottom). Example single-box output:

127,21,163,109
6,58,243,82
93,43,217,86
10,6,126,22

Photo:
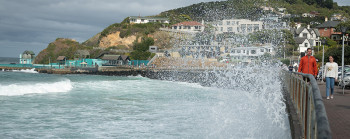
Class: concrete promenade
317,81,350,139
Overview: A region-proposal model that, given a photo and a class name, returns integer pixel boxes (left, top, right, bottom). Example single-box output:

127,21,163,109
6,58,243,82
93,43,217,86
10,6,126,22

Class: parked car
338,72,350,88
337,65,350,85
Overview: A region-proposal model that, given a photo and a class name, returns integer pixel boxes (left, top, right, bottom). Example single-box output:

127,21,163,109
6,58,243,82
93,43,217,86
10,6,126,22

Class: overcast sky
0,0,349,57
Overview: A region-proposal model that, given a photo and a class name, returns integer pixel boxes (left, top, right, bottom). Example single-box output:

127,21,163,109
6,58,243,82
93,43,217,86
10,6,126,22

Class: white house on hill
129,16,169,24
290,25,320,53
214,19,263,35
171,21,204,32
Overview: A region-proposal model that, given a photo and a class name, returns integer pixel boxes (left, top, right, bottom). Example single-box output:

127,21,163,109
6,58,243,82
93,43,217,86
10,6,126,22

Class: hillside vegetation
34,38,101,64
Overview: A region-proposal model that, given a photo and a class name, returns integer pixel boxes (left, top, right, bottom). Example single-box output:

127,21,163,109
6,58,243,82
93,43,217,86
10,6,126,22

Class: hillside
34,0,350,63
34,38,101,64
160,0,265,23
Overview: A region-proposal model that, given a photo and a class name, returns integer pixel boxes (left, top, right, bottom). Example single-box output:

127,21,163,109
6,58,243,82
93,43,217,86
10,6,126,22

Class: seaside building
120,55,131,65
19,50,35,64
56,56,67,68
101,54,122,66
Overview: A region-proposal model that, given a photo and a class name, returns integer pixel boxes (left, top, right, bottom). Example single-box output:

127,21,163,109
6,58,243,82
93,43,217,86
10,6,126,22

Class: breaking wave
0,79,72,96
12,68,38,73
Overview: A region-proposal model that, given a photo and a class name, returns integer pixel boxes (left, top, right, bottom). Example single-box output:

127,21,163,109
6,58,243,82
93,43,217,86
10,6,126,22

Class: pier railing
283,71,331,139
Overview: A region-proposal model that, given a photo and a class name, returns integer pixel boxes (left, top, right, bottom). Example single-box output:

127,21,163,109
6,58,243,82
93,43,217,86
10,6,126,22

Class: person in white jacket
323,56,338,100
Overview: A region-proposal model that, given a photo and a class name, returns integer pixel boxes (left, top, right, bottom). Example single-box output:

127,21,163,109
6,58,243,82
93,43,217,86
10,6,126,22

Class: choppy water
0,66,291,138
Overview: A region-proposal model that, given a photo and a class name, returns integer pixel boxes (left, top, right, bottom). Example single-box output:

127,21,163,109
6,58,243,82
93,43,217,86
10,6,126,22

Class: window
174,26,177,29
199,26,201,29
232,50,235,53
247,24,253,32
195,26,198,29
219,21,223,25
241,24,246,33
260,49,264,52
179,26,182,29
141,19,145,22
251,50,256,54
237,50,241,53
227,21,230,25
221,27,223,31
232,21,235,25
243,50,245,53
303,33,307,38
227,27,233,32
254,24,259,31
305,43,308,47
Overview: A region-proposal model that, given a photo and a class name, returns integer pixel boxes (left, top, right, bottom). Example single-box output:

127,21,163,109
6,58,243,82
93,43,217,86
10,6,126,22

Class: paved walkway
317,81,350,139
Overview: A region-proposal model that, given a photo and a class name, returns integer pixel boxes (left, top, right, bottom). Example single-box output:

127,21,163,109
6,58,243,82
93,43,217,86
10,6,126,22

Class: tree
324,0,333,9
285,0,297,4
303,0,315,5
325,46,350,65
335,20,350,34
130,37,154,60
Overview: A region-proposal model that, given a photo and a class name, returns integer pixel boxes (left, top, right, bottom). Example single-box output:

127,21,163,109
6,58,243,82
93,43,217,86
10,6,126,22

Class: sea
0,57,291,138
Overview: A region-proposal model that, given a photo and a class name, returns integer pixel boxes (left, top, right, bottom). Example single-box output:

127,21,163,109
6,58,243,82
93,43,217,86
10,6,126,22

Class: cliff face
98,31,137,49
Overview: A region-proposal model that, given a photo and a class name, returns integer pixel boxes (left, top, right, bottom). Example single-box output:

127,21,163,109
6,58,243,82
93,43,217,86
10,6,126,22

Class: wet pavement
317,81,350,139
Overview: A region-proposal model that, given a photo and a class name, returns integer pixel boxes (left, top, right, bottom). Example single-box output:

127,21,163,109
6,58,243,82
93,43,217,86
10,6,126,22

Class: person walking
323,56,338,100
288,64,293,72
298,48,318,81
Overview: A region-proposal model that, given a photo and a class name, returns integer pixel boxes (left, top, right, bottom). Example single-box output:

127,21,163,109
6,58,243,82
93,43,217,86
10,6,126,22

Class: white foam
0,79,72,96
12,68,38,73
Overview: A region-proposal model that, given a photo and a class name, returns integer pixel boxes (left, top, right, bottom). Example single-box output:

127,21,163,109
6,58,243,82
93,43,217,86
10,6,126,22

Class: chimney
307,25,310,29
325,17,328,22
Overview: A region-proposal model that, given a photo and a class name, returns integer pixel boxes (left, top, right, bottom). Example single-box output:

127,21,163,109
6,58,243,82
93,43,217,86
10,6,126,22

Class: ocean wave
0,79,72,96
12,68,38,73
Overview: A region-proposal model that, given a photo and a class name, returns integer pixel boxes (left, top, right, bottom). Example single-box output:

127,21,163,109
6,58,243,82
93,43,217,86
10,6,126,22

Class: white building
129,16,169,24
171,21,204,33
19,50,35,64
290,25,320,53
230,46,275,59
214,19,263,35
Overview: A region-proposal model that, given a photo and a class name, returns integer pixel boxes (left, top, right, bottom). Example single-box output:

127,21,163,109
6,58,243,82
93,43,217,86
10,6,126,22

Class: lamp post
321,39,326,82
341,26,348,95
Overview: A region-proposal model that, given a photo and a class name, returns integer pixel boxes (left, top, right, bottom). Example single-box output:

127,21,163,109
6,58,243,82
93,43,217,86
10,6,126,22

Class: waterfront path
317,81,350,139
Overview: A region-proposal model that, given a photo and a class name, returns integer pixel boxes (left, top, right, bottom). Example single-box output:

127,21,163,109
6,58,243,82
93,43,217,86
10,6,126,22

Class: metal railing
283,71,331,139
